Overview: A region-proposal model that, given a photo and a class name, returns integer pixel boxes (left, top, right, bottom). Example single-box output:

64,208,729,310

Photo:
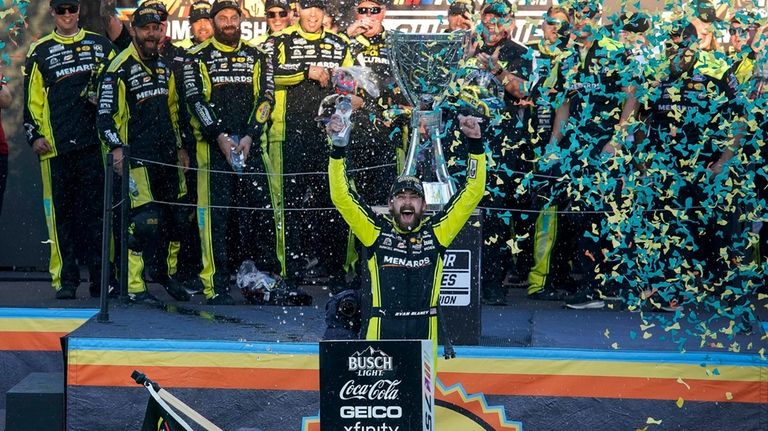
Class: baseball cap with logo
210,0,242,18
299,0,326,10
265,0,291,11
189,1,212,23
132,4,164,27
448,0,474,16
389,176,425,199
50,0,79,8
141,0,169,21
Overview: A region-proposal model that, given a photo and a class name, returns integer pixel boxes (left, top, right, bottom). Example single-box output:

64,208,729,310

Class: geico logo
339,406,402,419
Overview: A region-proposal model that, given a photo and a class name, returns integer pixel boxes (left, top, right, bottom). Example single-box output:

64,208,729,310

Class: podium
361,208,482,345
319,340,435,431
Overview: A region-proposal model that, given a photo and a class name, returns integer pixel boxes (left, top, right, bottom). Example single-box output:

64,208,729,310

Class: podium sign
319,340,435,431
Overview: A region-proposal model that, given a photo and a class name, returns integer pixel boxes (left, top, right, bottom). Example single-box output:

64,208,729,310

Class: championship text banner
113,0,557,43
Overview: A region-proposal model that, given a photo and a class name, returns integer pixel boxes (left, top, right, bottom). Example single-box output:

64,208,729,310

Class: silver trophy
387,30,469,210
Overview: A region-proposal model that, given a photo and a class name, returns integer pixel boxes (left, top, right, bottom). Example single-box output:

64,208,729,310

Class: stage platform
1,273,766,431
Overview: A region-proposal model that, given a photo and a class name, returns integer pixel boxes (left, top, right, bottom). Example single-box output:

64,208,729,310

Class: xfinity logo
348,346,393,377
343,423,399,431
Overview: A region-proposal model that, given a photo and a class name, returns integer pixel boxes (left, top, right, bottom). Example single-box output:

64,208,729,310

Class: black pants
281,172,348,282
172,150,201,282
197,143,276,298
39,146,104,289
0,154,7,216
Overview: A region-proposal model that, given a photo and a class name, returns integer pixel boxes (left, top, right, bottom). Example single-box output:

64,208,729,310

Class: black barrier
98,153,114,323
319,339,435,431
119,146,129,299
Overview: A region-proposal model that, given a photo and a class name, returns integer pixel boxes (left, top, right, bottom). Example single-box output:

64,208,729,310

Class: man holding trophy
327,108,486,349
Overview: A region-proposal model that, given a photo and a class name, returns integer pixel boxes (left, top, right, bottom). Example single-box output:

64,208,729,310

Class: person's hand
308,66,330,88
457,13,473,30
350,94,364,110
458,114,482,139
707,160,725,177
601,140,619,155
217,133,236,165
236,135,252,162
476,47,502,74
32,137,52,155
346,18,371,37
177,148,190,172
111,146,124,175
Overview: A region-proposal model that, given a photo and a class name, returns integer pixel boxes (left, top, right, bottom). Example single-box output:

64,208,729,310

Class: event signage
319,340,434,431
112,0,558,43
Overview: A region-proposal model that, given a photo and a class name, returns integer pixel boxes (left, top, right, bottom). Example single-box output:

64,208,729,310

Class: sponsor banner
114,0,556,44
319,340,434,431
439,250,471,306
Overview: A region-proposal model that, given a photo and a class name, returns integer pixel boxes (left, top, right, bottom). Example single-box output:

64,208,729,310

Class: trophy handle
401,110,457,210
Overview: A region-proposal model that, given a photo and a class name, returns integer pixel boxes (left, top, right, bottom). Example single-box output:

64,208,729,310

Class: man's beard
392,206,422,231
214,24,241,46
134,36,159,60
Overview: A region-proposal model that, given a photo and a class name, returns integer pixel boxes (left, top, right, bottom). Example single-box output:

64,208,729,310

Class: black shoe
126,291,160,305
207,293,235,305
565,290,605,310
89,280,120,298
528,289,566,301
55,285,77,300
161,277,191,302
181,278,204,295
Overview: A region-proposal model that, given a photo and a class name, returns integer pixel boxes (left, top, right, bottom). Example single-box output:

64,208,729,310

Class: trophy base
423,182,454,210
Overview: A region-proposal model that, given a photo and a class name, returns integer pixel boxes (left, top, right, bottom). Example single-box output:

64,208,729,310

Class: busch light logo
348,346,393,377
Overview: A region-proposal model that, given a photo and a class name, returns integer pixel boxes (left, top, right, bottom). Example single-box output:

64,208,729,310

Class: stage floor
1,270,766,350
1,272,767,431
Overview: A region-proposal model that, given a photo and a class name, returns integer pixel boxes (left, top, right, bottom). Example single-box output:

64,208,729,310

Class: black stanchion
98,154,114,323
119,146,130,300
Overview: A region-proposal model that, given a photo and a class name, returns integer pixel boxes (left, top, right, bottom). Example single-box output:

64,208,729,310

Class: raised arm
432,115,487,247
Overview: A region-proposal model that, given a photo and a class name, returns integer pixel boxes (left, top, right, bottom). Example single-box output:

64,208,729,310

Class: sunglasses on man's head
267,10,289,18
357,6,382,15
55,5,79,15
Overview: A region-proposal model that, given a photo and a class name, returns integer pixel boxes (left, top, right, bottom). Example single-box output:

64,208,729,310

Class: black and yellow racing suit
642,50,743,283
23,28,116,293
97,43,185,295
164,38,204,286
184,37,275,300
265,25,353,283
529,36,633,296
329,137,486,350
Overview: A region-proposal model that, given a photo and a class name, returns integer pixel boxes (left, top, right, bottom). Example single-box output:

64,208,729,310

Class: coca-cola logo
340,379,401,401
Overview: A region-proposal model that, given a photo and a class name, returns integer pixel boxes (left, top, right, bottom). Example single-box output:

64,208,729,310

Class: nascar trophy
386,30,469,210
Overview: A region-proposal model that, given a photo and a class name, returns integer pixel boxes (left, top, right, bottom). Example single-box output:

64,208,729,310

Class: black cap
210,0,242,18
620,12,650,34
265,0,291,11
50,0,79,7
132,4,164,27
482,0,513,17
141,0,169,20
189,1,212,23
298,0,326,10
448,1,474,16
389,176,424,199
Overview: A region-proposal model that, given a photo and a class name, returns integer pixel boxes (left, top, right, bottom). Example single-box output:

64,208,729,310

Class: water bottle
128,175,139,197
330,96,353,147
229,134,244,173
